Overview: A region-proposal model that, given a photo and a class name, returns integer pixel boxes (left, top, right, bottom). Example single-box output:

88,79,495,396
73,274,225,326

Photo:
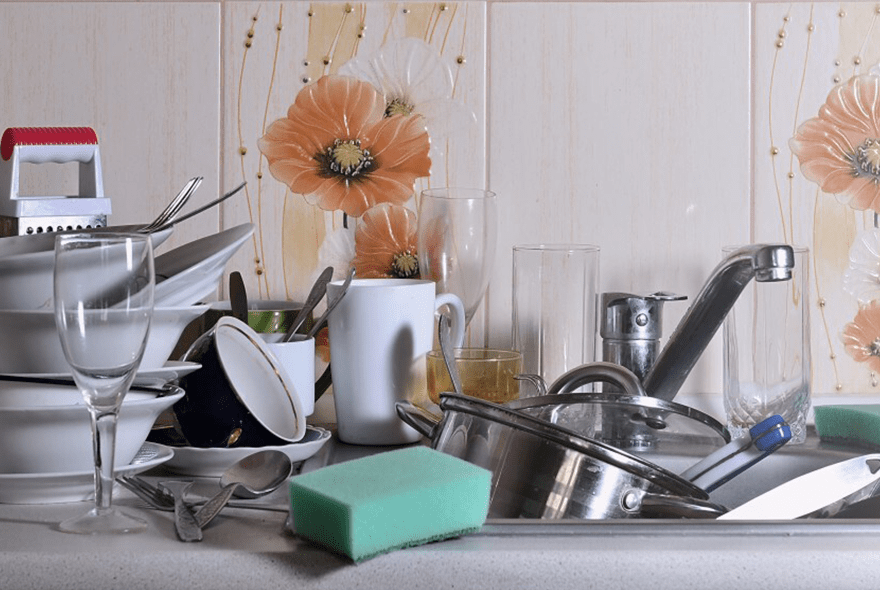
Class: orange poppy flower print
791,75,880,211
841,300,880,373
314,326,330,364
351,203,419,278
258,75,432,218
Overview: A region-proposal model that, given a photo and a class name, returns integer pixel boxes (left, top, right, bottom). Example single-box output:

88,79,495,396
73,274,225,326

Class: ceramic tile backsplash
8,0,880,398
0,2,221,254
489,2,751,396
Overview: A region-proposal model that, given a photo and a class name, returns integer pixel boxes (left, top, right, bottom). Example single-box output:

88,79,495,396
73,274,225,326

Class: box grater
0,126,112,236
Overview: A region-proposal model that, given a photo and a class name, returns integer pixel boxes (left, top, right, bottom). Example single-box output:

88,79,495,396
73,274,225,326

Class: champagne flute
417,188,497,325
54,233,154,534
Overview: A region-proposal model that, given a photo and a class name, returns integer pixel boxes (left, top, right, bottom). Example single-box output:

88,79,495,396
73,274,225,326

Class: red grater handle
1,127,99,163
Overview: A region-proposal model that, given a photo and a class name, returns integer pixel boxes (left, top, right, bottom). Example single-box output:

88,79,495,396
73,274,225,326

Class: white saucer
0,442,173,504
160,426,331,477
5,361,202,388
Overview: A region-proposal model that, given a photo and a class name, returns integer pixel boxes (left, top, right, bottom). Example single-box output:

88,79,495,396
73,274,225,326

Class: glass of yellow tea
426,348,523,404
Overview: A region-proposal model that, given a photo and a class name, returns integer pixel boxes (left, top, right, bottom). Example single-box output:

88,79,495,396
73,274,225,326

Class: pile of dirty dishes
0,221,257,503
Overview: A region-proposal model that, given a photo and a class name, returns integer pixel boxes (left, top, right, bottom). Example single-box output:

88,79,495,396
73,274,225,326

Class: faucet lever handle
600,291,687,384
644,291,687,302
600,291,686,341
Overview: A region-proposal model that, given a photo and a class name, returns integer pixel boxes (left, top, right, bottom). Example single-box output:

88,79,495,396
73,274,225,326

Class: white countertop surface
4,434,880,590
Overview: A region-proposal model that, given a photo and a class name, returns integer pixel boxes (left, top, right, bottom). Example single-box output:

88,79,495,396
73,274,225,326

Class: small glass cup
426,348,523,404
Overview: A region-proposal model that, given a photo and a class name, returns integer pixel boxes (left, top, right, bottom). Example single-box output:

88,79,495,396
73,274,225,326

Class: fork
138,176,202,233
117,475,175,512
119,475,212,528
117,475,289,525
120,475,238,529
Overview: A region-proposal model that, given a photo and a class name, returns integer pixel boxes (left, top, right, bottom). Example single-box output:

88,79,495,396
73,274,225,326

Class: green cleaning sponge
288,446,492,562
814,404,880,450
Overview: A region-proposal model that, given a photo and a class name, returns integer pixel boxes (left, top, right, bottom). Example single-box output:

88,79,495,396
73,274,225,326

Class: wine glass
417,187,497,325
54,233,155,534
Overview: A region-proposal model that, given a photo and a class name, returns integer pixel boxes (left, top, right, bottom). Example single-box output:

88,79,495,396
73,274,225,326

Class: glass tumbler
512,244,600,394
723,245,811,443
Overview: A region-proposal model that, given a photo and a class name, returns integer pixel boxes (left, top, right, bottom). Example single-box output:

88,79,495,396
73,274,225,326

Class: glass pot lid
507,392,730,453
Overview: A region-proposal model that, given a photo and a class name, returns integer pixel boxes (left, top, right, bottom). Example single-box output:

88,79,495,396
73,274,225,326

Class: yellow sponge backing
814,404,880,450
288,446,492,562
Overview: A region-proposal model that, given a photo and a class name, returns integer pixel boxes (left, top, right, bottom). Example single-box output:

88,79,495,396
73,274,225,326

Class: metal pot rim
507,392,730,443
438,393,709,500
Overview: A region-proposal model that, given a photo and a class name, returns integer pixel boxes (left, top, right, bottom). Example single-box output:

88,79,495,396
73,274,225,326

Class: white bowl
0,304,208,374
154,223,254,307
0,226,173,310
0,381,183,473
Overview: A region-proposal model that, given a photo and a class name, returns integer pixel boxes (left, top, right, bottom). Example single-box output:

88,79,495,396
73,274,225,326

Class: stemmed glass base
59,506,148,535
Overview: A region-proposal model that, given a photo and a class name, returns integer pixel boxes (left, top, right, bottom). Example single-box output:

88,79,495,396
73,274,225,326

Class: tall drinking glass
54,233,154,534
417,187,497,325
512,244,600,393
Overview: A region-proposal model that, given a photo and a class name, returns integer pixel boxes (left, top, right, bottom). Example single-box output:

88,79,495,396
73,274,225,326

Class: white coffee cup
327,278,465,445
266,335,316,418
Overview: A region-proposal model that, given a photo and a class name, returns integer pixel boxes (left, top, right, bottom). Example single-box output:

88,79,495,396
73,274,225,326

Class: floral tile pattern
220,2,486,330
754,2,880,394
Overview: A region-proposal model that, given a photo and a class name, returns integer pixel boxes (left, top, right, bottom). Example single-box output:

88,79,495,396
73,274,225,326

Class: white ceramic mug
267,335,316,418
327,278,465,445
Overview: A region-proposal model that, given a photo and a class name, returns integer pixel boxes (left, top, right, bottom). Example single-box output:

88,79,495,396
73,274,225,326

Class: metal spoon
305,267,354,339
283,266,333,342
194,450,292,528
438,312,464,396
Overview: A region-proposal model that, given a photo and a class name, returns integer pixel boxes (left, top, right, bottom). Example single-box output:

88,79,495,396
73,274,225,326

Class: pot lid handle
546,361,646,397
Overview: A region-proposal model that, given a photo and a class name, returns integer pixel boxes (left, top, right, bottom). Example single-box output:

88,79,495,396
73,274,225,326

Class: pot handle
546,361,646,397
395,401,441,440
626,491,727,519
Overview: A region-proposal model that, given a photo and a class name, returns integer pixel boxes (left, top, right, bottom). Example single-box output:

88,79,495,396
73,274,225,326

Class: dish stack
0,133,261,501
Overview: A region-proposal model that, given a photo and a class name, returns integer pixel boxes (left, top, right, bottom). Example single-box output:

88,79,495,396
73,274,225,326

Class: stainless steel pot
396,392,726,519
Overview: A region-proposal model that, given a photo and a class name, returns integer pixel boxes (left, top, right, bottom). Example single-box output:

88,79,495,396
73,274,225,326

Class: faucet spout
641,244,795,402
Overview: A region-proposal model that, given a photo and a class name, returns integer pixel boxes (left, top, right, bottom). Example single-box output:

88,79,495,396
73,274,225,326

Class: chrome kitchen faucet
599,244,795,402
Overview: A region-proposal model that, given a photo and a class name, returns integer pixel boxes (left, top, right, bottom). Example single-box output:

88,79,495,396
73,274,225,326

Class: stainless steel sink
636,429,865,511
302,424,878,523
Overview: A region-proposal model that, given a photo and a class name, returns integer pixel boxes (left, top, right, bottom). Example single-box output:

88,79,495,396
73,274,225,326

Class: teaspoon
194,450,292,528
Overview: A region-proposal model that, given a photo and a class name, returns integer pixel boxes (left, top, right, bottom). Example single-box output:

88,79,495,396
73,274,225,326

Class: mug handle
434,293,465,348
314,364,331,402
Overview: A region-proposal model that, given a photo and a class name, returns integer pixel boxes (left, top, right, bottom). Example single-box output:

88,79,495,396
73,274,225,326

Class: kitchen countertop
3,433,880,590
